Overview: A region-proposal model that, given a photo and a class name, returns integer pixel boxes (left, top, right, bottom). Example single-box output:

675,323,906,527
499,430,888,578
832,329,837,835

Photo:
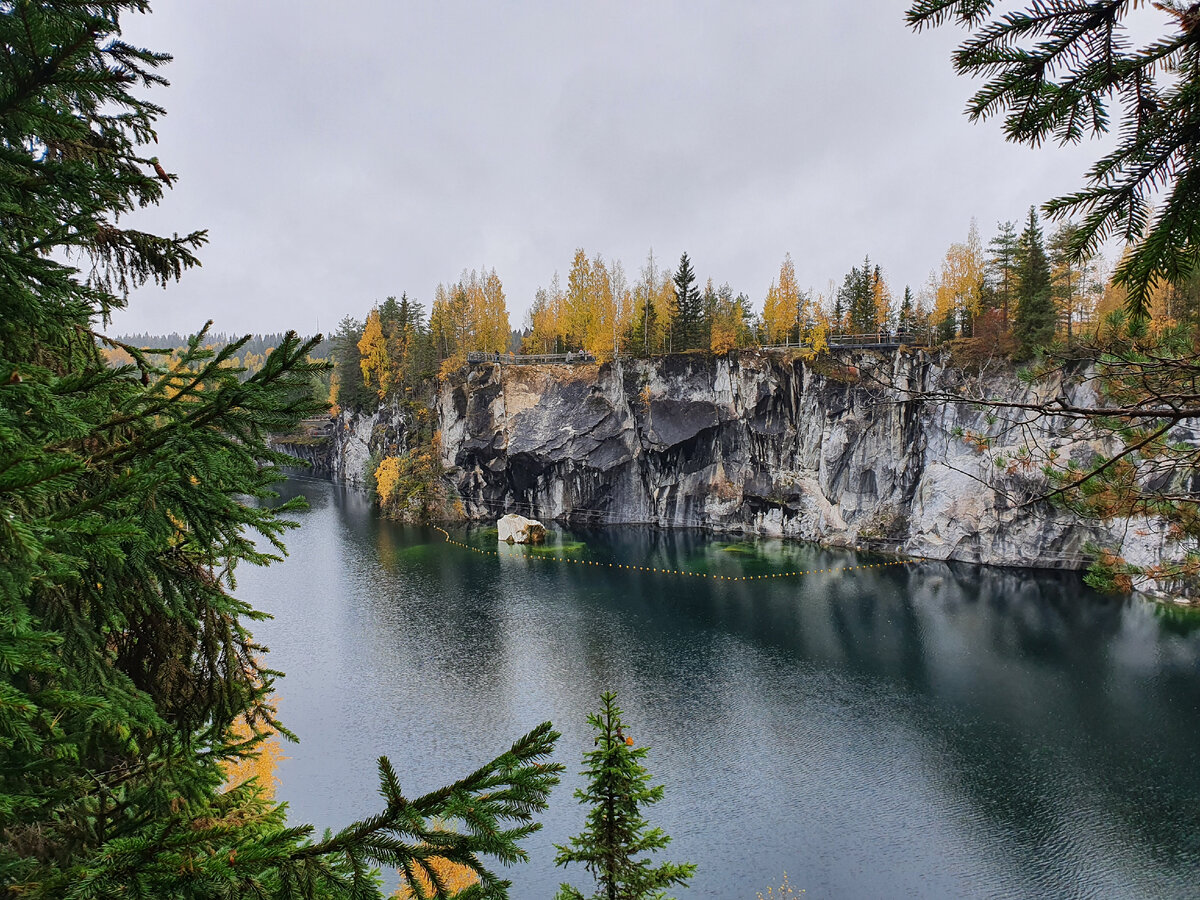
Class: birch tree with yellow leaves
479,268,511,352
761,254,801,345
528,251,634,359
561,249,594,352
428,268,511,373
709,283,755,355
429,283,465,365
933,221,985,340
527,274,565,354
587,253,617,360
763,254,824,349
656,271,678,354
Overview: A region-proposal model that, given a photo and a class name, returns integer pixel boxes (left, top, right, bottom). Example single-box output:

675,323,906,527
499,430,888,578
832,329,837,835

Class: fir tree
987,220,1020,328
1013,207,1056,358
671,252,703,351
404,303,438,384
839,255,877,335
937,304,958,344
332,314,374,411
0,5,560,897
554,693,695,900
379,294,403,335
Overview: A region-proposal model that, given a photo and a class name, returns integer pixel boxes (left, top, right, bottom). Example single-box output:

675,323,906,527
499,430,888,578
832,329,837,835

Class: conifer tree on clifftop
672,252,704,351
839,255,878,335
987,220,1020,329
0,4,559,897
1013,206,1056,358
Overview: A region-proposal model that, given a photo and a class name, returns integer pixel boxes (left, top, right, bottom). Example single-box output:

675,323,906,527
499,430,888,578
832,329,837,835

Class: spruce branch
908,0,1200,319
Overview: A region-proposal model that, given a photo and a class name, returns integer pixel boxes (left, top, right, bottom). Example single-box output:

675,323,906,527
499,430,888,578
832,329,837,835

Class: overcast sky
110,1,1159,338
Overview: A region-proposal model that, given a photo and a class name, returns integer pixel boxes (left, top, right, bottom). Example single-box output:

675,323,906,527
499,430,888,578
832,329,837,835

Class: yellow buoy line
432,526,926,582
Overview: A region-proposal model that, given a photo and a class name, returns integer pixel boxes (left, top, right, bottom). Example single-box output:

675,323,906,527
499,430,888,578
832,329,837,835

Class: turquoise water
239,479,1200,898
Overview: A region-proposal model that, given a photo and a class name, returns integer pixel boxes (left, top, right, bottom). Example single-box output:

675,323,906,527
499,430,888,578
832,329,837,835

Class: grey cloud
111,1,1127,337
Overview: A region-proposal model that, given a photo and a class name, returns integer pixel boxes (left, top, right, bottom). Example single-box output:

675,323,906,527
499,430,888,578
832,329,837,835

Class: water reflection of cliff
248,481,1200,898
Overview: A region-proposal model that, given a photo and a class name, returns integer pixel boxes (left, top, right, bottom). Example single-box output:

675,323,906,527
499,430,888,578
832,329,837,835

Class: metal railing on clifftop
468,332,931,366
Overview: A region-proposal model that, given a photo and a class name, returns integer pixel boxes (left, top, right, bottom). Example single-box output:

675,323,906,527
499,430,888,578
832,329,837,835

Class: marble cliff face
306,350,1191,593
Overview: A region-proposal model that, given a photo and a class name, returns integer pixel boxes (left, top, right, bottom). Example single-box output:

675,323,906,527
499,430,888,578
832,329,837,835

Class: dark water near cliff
240,479,1200,899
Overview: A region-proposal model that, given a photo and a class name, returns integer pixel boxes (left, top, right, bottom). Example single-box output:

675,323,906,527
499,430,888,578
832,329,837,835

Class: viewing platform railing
827,331,929,348
760,331,930,350
467,333,930,366
467,351,596,366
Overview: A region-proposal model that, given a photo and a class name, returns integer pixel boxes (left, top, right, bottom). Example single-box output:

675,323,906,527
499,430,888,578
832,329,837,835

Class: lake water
238,478,1200,899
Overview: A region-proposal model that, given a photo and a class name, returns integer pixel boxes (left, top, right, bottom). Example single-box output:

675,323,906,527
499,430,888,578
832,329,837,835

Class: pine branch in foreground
907,1,1200,321
0,3,561,897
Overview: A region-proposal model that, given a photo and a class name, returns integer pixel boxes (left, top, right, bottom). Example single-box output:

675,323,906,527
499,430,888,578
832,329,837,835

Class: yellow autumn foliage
99,345,134,367
709,284,754,355
429,268,512,370
763,254,803,344
562,248,594,351
373,431,446,521
756,871,803,898
710,306,740,355
359,308,392,397
374,455,405,505
392,855,479,899
527,250,633,358
933,221,985,332
526,278,562,354
808,318,829,354
221,703,284,801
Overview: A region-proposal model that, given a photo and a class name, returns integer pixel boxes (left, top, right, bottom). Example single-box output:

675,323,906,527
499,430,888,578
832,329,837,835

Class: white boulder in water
497,513,546,544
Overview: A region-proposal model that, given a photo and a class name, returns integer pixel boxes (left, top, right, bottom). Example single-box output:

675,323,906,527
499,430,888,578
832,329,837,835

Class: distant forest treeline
109,206,1200,420
103,331,334,407
110,332,332,361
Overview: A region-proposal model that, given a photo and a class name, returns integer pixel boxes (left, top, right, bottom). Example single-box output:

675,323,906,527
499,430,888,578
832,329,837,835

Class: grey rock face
305,351,1193,596
339,402,409,486
431,351,1187,583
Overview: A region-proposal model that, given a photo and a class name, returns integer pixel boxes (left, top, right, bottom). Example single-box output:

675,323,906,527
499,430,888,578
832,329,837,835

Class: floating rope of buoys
432,526,926,582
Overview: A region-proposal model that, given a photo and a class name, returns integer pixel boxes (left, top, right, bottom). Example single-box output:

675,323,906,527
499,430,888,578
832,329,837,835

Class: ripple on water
243,481,1200,899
